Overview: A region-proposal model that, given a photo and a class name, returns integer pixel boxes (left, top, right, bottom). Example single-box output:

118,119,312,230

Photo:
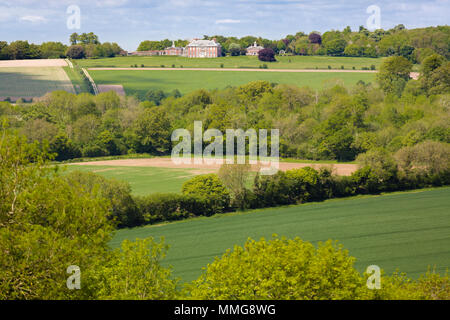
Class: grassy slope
66,165,199,195
0,67,75,97
111,187,450,282
89,70,376,95
77,55,384,70
63,67,91,94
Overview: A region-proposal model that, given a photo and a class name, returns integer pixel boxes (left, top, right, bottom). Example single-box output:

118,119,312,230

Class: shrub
341,65,345,69
371,64,376,70
182,174,230,214
328,65,332,69
141,64,144,67
285,167,321,203
189,236,365,299
160,64,165,68
136,193,209,224
220,63,224,68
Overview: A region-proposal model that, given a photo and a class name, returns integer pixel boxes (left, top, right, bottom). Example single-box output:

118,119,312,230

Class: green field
66,165,199,195
77,55,384,70
89,70,376,95
111,187,450,282
0,67,75,98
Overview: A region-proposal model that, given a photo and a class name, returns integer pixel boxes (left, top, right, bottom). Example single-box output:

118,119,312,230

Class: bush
285,167,321,203
371,65,376,70
328,65,332,69
182,174,231,214
189,236,365,299
136,193,209,224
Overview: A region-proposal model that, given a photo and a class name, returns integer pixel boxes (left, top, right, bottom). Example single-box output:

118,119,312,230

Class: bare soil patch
71,158,358,176
0,59,68,68
97,84,125,96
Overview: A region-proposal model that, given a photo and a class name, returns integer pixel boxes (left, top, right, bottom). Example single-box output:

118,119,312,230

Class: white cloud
19,15,47,23
215,19,241,24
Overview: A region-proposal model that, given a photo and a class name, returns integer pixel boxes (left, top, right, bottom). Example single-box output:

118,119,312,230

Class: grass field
111,187,450,282
0,67,75,98
66,165,200,195
77,55,384,70
89,70,376,95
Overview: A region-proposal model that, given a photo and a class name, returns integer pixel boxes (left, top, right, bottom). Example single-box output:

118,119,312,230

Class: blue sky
0,0,449,51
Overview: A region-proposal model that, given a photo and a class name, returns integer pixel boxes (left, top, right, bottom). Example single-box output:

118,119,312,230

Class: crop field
66,165,201,195
0,66,75,99
77,55,384,70
89,69,376,95
111,187,450,282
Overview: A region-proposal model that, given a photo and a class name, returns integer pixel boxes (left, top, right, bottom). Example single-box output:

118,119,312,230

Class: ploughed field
111,187,450,282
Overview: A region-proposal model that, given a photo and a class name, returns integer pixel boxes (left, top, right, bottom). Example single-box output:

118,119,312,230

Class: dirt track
71,158,358,176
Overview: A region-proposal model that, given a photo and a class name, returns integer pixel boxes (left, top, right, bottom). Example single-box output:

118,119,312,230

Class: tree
66,171,141,228
308,32,322,44
420,54,449,94
377,56,412,96
145,88,167,105
258,48,276,62
0,129,113,299
325,38,347,56
189,236,366,299
218,164,253,209
182,174,230,214
228,43,241,56
86,238,179,299
70,33,79,45
40,42,67,59
65,45,85,59
129,107,172,154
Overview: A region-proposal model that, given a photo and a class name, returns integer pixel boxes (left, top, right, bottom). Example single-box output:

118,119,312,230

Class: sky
0,0,449,51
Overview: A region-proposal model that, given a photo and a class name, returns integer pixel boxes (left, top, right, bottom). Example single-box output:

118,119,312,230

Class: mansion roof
186,39,221,47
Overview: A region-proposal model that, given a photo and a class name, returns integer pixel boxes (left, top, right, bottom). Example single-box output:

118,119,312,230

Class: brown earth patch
0,59,68,68
97,84,126,96
70,158,358,176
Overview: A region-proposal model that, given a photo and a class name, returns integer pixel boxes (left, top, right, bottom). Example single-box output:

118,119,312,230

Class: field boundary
82,68,99,95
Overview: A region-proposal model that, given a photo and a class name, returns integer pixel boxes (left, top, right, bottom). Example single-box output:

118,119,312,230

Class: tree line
0,33,124,60
137,25,449,61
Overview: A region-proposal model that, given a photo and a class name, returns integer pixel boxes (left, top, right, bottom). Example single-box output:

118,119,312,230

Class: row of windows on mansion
129,39,264,58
